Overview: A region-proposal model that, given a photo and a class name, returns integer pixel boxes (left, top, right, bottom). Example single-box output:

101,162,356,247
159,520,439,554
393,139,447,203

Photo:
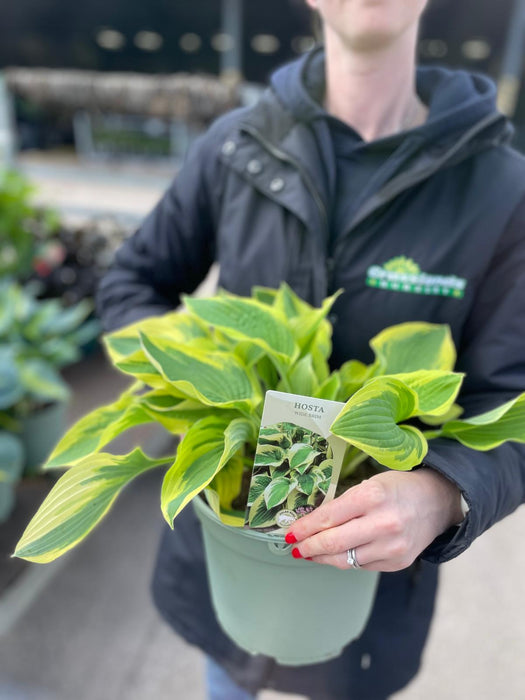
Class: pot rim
193,493,288,545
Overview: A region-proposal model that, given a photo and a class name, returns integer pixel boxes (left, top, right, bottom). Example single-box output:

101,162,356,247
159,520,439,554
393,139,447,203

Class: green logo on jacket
366,256,467,299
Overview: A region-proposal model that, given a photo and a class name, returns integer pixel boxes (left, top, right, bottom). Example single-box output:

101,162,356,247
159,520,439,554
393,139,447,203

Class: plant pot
193,496,380,666
19,401,68,475
0,431,25,524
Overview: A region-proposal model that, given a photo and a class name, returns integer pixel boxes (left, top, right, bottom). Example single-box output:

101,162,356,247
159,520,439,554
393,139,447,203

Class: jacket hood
270,47,512,147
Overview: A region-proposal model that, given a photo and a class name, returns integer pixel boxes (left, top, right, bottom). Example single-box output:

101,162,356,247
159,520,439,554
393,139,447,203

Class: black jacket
97,55,525,698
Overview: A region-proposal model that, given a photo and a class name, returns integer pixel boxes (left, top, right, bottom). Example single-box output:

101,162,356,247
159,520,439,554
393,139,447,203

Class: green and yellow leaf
388,370,464,417
441,393,525,450
104,312,209,365
161,415,257,525
370,322,456,375
330,377,428,470
184,293,298,364
15,449,170,563
205,453,245,527
18,359,70,402
45,395,152,469
264,476,297,509
140,333,262,412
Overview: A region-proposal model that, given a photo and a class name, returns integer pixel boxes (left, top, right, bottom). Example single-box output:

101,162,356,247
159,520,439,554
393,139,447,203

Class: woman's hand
285,468,464,572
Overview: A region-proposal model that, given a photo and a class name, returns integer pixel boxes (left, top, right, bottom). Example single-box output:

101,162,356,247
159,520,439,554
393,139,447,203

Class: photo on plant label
245,421,334,531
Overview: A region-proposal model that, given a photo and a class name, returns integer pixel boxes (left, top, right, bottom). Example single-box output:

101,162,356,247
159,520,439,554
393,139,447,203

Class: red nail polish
291,548,303,559
285,532,297,544
306,557,313,561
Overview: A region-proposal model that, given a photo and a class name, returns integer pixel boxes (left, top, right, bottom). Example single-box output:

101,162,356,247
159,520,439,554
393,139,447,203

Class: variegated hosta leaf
115,348,170,391
272,282,312,320
247,474,272,505
140,333,262,411
251,286,279,307
161,415,257,525
140,390,183,412
15,449,170,563
314,372,341,401
287,490,309,510
330,377,428,471
264,476,297,509
0,431,24,482
205,453,245,527
255,355,280,391
296,472,316,495
0,350,24,409
141,393,235,434
306,320,332,384
289,291,340,356
44,395,152,469
258,426,291,448
370,322,456,375
104,312,210,365
248,492,281,528
281,355,319,397
288,443,318,473
419,403,463,426
388,370,464,417
440,393,525,450
184,294,298,365
338,360,374,400
18,359,71,402
233,341,266,368
254,444,286,467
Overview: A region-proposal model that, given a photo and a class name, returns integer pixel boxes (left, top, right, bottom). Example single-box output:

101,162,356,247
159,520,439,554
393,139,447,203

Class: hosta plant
14,283,525,563
0,281,100,422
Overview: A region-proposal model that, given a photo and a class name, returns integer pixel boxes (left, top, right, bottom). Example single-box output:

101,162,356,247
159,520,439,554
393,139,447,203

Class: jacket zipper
242,111,502,294
333,112,503,259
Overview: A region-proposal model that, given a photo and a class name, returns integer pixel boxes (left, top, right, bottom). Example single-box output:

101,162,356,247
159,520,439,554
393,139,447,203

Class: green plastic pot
20,400,68,475
193,496,379,666
0,431,24,523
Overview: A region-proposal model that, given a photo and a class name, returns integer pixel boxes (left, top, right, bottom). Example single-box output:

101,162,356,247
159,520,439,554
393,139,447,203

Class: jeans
206,657,257,700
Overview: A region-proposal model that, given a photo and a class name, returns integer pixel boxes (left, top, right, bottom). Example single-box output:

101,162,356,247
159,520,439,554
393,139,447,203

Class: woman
97,1,525,697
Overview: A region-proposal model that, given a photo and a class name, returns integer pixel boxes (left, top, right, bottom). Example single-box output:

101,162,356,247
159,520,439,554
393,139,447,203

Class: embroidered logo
366,256,467,299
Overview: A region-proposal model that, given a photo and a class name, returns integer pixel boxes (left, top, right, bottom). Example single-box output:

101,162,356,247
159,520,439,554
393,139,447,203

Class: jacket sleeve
421,193,525,563
96,129,224,333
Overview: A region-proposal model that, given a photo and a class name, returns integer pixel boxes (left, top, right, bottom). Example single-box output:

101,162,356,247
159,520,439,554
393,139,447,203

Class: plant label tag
245,390,348,533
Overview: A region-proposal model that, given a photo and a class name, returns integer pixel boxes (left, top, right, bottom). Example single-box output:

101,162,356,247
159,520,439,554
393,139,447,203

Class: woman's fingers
291,515,374,559
305,538,416,572
287,478,387,542
286,468,463,573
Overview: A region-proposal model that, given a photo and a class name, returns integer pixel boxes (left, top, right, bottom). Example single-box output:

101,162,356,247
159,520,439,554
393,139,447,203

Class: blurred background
1,1,525,699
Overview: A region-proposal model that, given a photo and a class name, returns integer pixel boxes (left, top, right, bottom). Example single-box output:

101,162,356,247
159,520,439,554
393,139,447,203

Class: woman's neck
323,25,427,141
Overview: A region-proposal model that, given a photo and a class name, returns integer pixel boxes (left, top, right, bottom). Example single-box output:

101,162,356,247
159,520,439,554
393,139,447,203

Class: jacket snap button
270,177,285,193
247,159,263,175
222,140,236,156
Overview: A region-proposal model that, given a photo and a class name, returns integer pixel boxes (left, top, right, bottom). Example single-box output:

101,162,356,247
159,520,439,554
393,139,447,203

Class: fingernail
291,547,303,559
285,532,297,544
306,557,313,561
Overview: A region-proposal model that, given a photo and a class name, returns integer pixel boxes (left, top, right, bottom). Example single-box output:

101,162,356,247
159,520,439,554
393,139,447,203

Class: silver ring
347,548,361,569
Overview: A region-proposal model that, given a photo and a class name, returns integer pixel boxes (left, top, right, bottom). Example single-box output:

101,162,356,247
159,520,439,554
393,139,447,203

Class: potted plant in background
0,169,62,282
14,284,525,665
0,281,99,478
0,431,24,524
